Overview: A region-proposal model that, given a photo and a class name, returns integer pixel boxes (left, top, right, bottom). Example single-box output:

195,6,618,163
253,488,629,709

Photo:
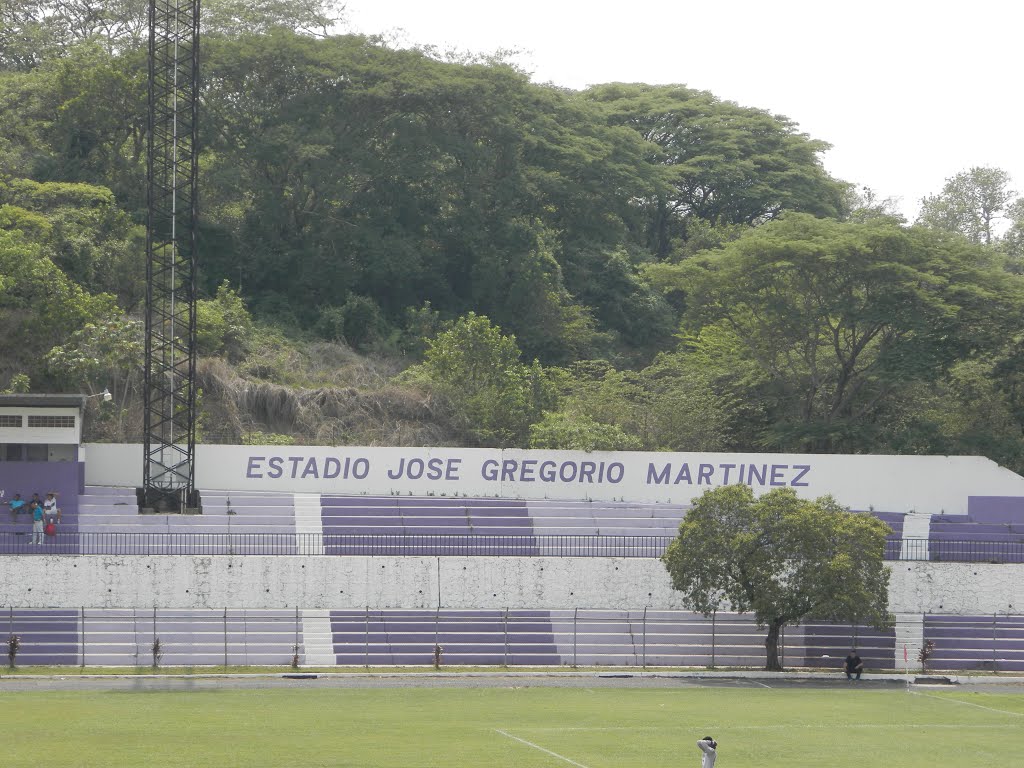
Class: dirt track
2,671,1022,694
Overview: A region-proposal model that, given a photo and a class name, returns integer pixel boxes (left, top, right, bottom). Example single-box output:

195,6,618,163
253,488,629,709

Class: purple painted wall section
0,461,82,517
967,496,1024,523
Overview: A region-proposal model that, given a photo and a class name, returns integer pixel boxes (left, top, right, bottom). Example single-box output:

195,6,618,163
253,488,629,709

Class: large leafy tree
0,226,120,378
583,83,848,257
1,178,146,306
918,166,1017,246
399,313,556,447
545,355,734,452
662,485,892,671
0,0,345,69
672,214,1024,451
202,32,663,360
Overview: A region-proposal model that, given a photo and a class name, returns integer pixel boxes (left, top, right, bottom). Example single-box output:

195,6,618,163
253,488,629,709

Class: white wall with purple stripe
84,444,1024,515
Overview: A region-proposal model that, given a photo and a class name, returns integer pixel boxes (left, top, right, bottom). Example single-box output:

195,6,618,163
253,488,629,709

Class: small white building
0,394,88,517
0,394,87,463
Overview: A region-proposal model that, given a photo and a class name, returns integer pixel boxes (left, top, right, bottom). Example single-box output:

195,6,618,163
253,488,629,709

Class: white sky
342,0,1024,222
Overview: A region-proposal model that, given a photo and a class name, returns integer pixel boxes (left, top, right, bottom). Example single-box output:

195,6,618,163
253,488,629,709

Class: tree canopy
659,214,1024,451
662,485,892,670
2,10,1024,467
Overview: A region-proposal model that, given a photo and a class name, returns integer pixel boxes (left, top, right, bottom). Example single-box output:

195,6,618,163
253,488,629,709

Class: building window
26,444,48,462
27,415,76,429
0,415,22,427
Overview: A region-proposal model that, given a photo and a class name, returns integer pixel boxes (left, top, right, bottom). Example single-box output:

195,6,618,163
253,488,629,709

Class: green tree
400,313,555,446
528,411,642,451
195,281,254,360
918,166,1017,246
583,83,847,257
1002,198,1024,270
201,32,661,358
0,227,119,373
662,485,892,671
1,178,146,306
203,0,345,37
549,356,733,451
676,214,1024,451
1,0,343,69
44,311,142,395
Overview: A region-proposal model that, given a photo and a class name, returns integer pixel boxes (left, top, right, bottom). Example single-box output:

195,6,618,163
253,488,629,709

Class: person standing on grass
696,736,717,768
844,649,864,680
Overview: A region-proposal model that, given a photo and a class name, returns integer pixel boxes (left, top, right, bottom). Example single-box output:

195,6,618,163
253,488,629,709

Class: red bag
44,522,56,536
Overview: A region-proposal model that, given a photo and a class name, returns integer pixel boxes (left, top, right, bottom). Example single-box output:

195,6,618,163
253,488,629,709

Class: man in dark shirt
844,650,864,680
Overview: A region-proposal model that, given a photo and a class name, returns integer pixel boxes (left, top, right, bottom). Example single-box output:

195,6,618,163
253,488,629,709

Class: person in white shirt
696,736,717,768
43,491,61,526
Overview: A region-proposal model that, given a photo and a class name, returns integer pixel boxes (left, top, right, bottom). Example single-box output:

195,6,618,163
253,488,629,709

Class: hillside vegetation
3,2,1024,469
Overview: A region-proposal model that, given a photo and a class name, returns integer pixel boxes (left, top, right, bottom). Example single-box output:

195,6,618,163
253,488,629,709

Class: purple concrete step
466,526,537,535
926,649,1024,662
924,660,1024,671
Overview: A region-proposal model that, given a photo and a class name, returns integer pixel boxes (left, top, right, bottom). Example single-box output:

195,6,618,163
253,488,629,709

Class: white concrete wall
1,555,1020,616
82,444,1024,514
1,406,80,445
888,562,1024,614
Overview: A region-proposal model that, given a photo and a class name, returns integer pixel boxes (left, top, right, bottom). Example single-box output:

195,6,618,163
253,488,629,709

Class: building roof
0,394,88,410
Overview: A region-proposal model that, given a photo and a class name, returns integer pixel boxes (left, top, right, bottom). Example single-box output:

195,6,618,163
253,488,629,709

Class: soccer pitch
2,681,1022,767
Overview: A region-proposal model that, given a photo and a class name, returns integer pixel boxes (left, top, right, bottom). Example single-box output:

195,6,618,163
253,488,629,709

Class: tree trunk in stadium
765,619,784,671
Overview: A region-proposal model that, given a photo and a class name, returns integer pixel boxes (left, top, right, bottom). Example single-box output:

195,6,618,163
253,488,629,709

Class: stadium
3,2,1024,766
3,411,1024,765
2,421,1024,671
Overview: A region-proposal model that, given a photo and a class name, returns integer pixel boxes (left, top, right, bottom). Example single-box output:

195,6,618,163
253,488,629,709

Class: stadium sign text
244,454,810,489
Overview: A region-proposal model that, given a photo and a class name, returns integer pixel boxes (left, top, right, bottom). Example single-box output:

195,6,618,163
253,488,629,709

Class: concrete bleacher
330,609,561,665
3,489,911,558
330,609,771,668
2,609,80,665
797,620,896,670
319,496,682,556
20,606,1024,671
0,489,83,554
929,496,1024,563
320,496,537,555
3,608,303,666
527,499,685,537
924,615,1024,672
72,486,298,554
327,608,898,669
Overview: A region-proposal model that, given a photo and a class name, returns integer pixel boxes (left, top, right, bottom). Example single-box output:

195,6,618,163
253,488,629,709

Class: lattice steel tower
142,0,200,512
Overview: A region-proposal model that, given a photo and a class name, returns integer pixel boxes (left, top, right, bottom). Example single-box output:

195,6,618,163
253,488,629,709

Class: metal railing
0,606,914,670
901,537,1024,563
0,533,1022,561
0,532,673,557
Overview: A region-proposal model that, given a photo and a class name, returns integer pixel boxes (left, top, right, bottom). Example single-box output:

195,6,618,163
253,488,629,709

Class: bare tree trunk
765,619,784,671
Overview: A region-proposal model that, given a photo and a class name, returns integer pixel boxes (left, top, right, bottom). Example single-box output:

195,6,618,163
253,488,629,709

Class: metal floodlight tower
142,0,200,513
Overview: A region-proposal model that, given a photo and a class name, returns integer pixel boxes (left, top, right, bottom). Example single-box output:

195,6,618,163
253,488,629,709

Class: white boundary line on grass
494,729,593,768
910,691,1024,718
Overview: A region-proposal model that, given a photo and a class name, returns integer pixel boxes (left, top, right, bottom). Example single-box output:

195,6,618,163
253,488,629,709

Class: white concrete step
301,610,336,666
293,493,324,554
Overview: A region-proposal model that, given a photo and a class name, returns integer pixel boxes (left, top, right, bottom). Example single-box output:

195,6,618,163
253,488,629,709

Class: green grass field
2,683,1022,767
